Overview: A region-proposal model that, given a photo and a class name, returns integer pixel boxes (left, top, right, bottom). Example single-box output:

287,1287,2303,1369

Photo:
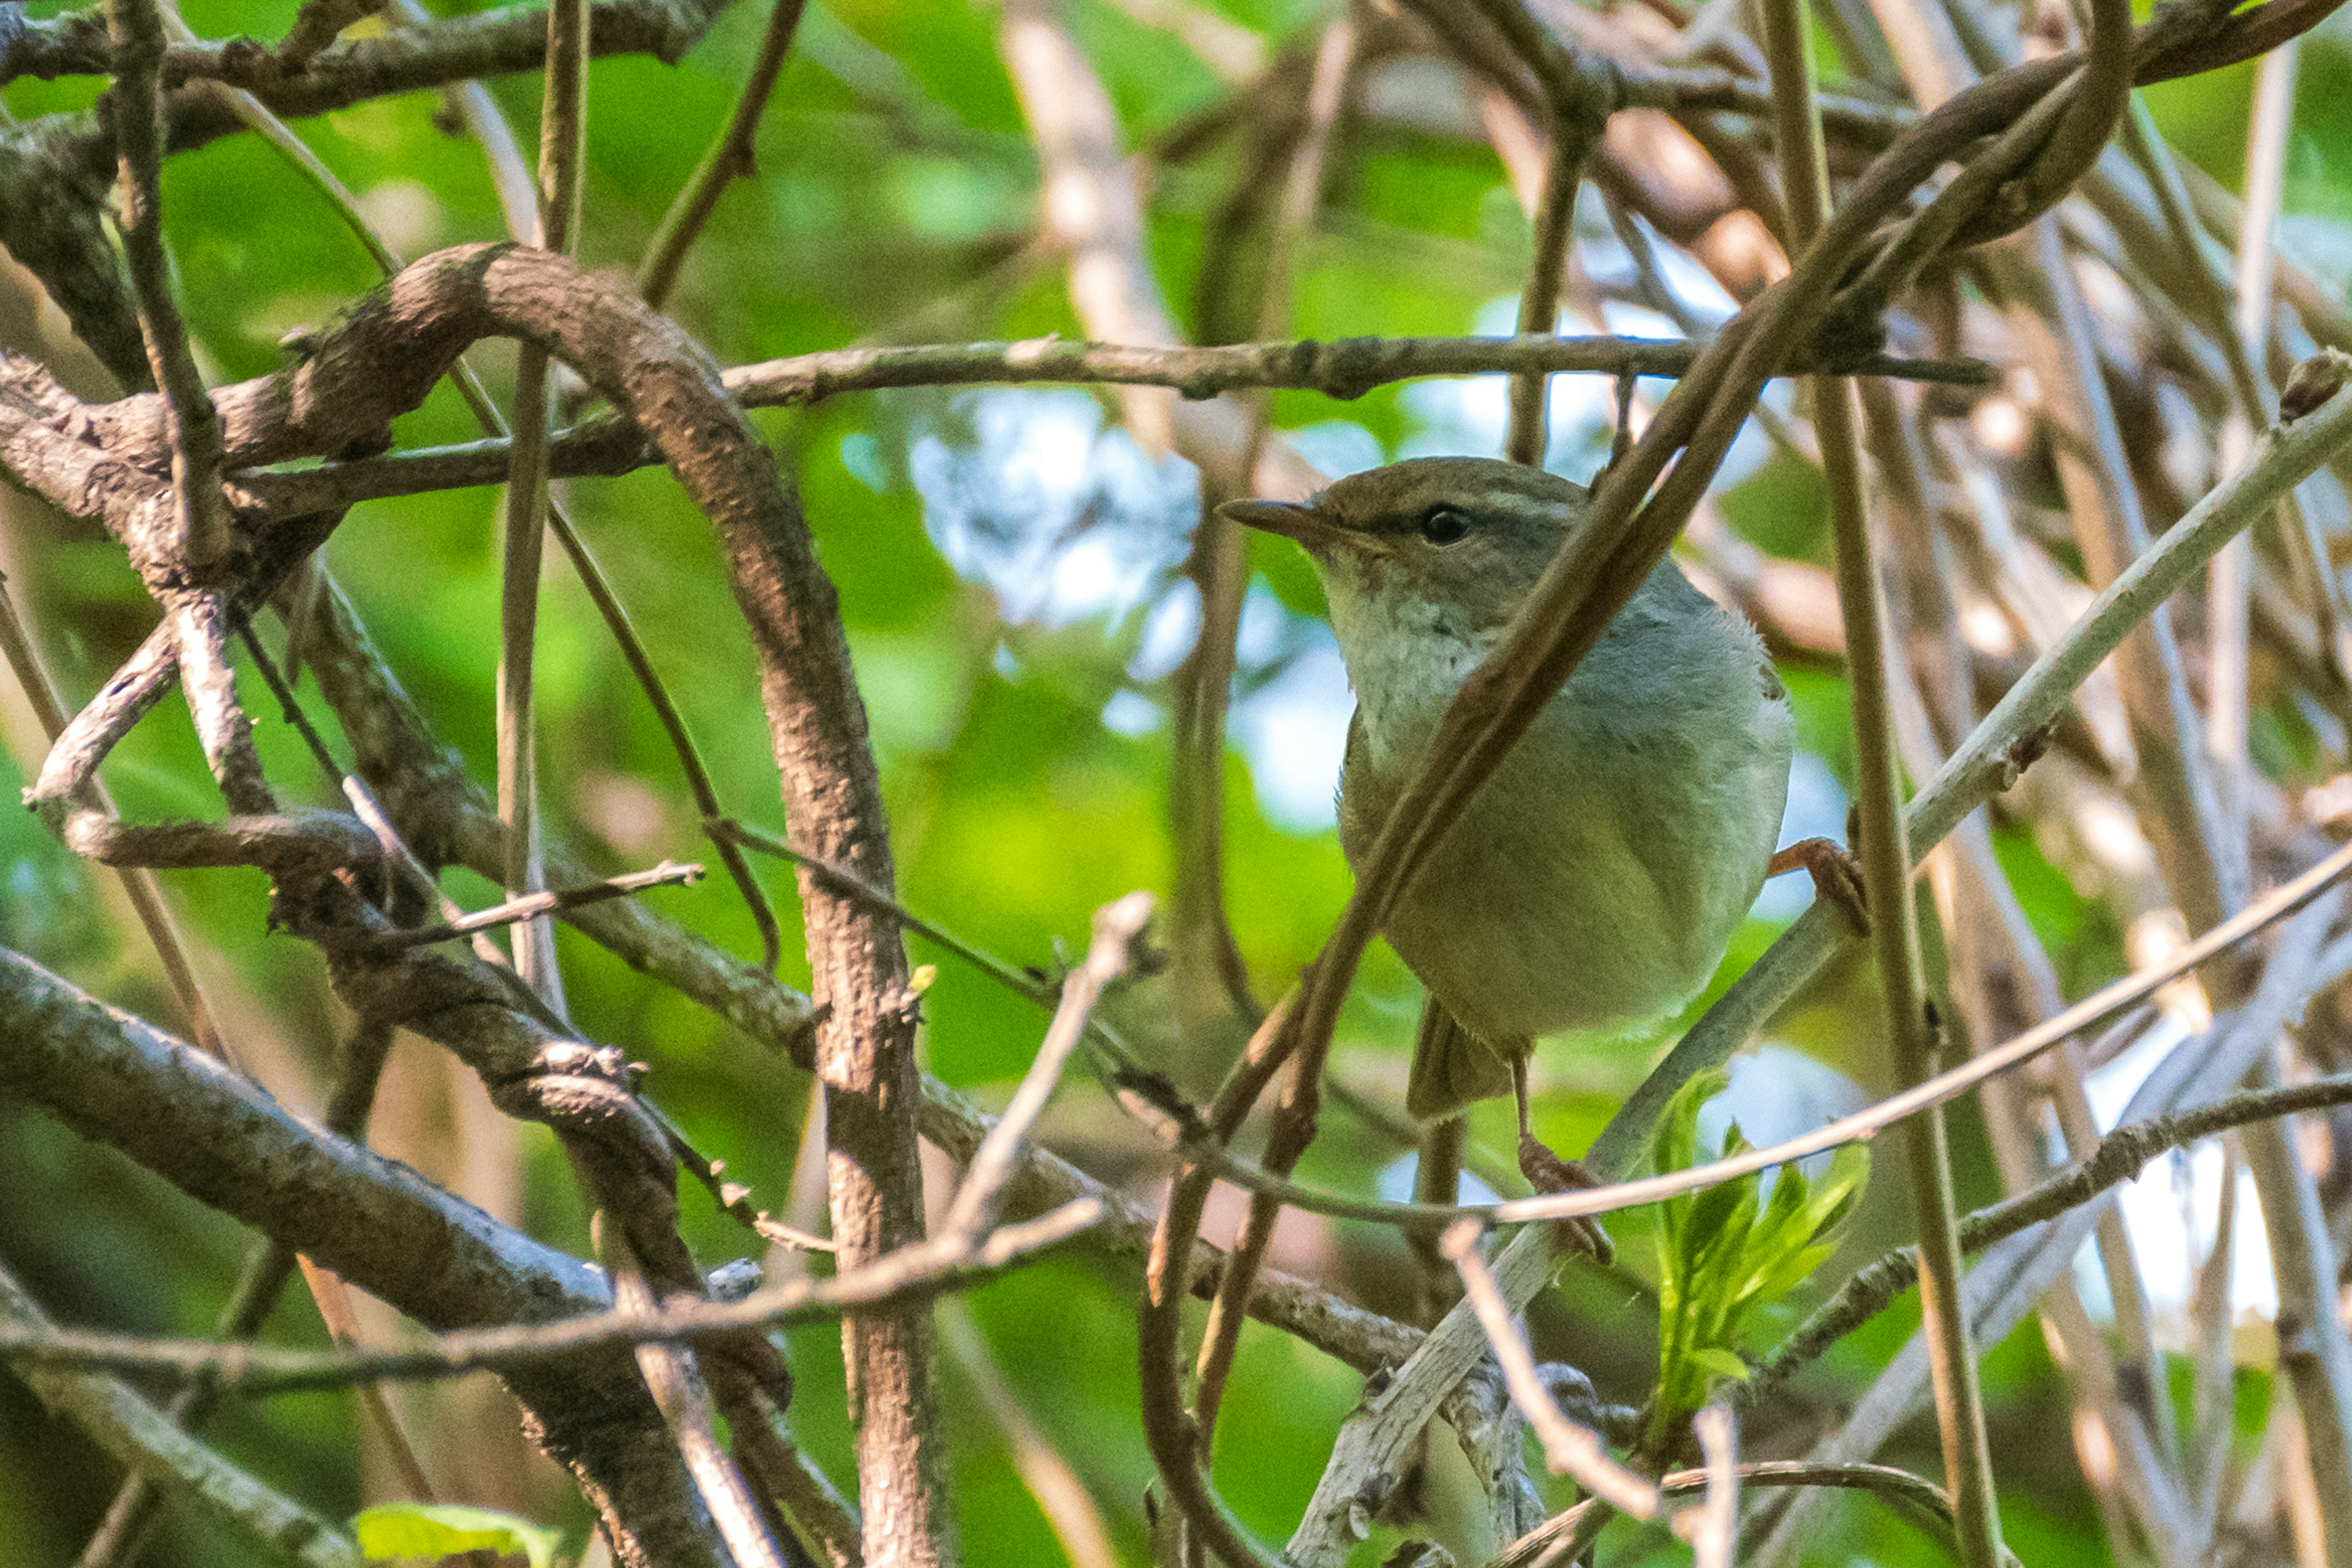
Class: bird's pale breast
1338,561,1793,1050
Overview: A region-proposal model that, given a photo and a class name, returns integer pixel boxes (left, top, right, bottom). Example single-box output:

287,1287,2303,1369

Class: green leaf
1687,1347,1754,1382
1642,1068,1872,1440
351,1503,564,1568
1651,1069,1727,1181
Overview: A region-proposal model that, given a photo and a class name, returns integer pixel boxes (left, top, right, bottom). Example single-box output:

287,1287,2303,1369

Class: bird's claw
1519,1134,1614,1265
1768,837,1870,936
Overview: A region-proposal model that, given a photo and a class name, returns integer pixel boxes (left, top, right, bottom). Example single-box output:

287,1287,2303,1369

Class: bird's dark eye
1419,505,1472,545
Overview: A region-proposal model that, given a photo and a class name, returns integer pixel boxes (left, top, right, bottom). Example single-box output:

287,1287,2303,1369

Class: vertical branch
604,1242,790,1568
2237,1078,2352,1567
99,0,233,574
1139,1006,1300,1568
498,0,589,1008
1505,130,1581,467
1757,1,2002,1564
1676,1406,1738,1568
713,401,948,1568
1187,13,1356,1440
1171,21,1354,1033
2209,38,2300,878
639,0,810,309
1471,0,1616,467
1167,502,1254,1023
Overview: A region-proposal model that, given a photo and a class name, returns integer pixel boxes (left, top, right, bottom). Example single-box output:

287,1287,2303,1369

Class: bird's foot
1768,837,1870,936
1518,1134,1615,1265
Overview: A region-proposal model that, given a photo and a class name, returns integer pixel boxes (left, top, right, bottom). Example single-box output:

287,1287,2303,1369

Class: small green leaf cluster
1645,1068,1868,1453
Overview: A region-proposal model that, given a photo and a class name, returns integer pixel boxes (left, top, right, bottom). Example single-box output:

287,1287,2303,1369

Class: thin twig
603,1239,788,1568
941,892,1152,1240
1674,1405,1738,1568
638,0,810,307
1488,0,1619,466
365,861,705,949
100,0,233,573
495,0,589,1008
227,335,1991,517
2209,37,2301,880
1752,1065,2352,1403
1759,0,2000,1555
1440,1219,1660,1517
0,1200,1104,1392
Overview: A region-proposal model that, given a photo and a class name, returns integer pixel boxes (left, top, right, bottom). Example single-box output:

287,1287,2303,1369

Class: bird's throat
1329,580,1494,778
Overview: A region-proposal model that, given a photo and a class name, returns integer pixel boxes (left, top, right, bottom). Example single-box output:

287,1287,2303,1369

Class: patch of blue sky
908,388,1196,630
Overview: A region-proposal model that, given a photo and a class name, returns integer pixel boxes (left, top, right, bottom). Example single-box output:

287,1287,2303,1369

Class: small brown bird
1223,458,1837,1253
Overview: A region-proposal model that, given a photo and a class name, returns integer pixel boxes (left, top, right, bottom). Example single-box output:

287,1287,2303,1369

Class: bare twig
494,0,589,1010
100,0,233,573
0,1200,1105,1392
1481,0,1621,464
941,892,1153,1240
1760,0,1999,1554
638,0,810,307
366,861,705,949
0,570,224,1058
223,334,1990,516
605,1240,790,1568
0,1264,360,1568
1675,1404,1738,1568
1439,1219,1660,1517
2209,39,2302,872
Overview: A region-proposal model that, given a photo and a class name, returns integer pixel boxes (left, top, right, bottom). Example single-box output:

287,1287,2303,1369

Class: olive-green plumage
1221,457,1794,1121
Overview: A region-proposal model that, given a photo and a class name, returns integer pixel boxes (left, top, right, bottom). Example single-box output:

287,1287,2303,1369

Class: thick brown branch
5,0,726,94
0,945,732,1568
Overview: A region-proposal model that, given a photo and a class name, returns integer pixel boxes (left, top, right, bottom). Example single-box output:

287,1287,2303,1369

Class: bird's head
1217,458,1588,643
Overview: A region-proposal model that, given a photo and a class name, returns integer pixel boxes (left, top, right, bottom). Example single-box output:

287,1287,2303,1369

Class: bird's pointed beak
1217,498,1343,552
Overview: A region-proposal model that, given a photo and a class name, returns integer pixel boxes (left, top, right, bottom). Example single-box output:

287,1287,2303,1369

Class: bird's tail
1405,997,1518,1121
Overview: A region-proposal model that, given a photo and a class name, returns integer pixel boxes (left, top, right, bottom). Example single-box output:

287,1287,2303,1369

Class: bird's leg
1768,837,1870,935
1512,1055,1614,1264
